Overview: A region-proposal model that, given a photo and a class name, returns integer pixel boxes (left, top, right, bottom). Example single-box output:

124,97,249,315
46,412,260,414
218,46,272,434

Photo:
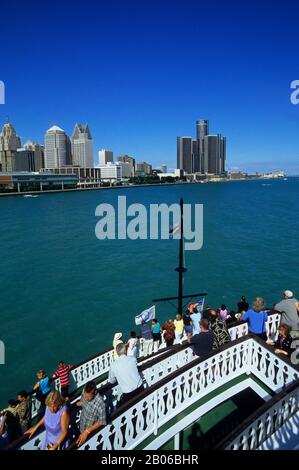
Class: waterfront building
0,123,22,172
203,134,226,175
203,135,220,174
177,120,226,175
196,119,209,173
177,137,193,173
157,169,182,180
117,155,136,176
44,125,68,169
99,162,122,182
192,139,199,173
99,149,113,166
161,164,167,174
71,124,93,168
42,166,102,188
136,162,153,176
15,142,44,172
0,172,78,193
117,161,132,179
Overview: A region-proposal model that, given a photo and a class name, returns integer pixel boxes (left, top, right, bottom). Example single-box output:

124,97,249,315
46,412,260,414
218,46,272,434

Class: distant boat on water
23,194,39,198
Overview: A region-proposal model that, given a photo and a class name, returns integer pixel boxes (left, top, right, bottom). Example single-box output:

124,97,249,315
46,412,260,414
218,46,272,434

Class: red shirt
54,364,71,388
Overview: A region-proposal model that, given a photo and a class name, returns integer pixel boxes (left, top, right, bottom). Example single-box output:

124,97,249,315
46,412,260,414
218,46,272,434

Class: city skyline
1,1,299,173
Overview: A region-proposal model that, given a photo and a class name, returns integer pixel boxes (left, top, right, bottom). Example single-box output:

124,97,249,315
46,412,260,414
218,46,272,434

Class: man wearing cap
275,291,299,338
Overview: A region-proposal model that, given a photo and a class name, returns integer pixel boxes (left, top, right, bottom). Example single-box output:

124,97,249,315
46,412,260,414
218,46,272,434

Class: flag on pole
195,298,205,313
135,306,156,326
169,222,181,236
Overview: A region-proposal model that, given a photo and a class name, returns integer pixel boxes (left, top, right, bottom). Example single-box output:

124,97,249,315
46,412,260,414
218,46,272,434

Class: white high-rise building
99,162,122,182
99,149,113,166
71,124,93,168
44,126,68,169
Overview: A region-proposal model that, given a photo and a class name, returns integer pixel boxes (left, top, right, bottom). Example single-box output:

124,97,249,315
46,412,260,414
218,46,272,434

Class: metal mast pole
175,198,187,315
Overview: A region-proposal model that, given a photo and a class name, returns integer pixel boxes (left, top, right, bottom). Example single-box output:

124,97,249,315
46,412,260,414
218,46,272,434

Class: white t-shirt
127,338,138,357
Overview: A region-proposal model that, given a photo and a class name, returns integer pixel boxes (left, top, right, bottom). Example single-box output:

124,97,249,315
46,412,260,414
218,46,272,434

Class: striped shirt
54,364,71,388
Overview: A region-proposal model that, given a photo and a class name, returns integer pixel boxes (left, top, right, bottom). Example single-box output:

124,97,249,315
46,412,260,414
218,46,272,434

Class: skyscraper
192,139,199,173
71,124,93,168
44,125,68,169
220,136,226,174
136,162,153,175
177,120,226,175
0,123,22,172
118,155,136,176
16,142,44,172
177,137,193,173
196,120,209,173
99,149,113,166
203,134,224,174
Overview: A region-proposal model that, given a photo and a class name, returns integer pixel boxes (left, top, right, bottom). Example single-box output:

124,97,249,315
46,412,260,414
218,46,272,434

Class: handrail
5,309,279,446
7,343,192,450
65,336,250,450
215,377,299,450
74,334,297,451
15,331,297,451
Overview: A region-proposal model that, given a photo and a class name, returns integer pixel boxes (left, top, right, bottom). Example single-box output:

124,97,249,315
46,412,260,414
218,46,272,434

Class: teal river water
0,178,299,405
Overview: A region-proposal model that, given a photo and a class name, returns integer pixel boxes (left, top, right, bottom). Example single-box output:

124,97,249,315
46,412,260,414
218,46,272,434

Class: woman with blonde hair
242,297,268,340
25,391,70,450
174,314,184,344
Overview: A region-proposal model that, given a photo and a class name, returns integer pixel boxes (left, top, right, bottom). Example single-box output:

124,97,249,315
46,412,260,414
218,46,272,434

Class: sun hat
114,332,123,341
284,290,294,299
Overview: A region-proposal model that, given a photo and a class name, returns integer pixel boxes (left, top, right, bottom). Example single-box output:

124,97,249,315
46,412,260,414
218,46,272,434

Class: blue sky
0,0,299,173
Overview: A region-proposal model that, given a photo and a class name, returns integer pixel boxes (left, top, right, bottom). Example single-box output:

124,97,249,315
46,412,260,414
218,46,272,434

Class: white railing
229,312,281,342
28,312,282,419
18,335,296,451
223,381,299,450
17,345,196,450
77,337,297,451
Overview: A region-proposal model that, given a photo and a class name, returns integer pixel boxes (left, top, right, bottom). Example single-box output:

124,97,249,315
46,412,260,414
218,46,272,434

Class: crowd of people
0,361,72,449
1,289,298,450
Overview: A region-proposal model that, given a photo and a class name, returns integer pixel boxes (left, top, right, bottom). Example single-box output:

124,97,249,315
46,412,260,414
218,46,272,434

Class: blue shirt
191,313,201,334
242,309,268,334
39,377,51,395
141,323,153,340
152,323,160,334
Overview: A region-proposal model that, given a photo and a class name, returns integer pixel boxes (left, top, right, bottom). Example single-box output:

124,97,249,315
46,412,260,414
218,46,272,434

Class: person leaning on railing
25,391,70,450
274,323,293,357
241,297,268,341
205,309,231,349
33,370,51,412
188,318,214,357
108,343,144,407
75,381,106,448
16,391,32,433
275,290,299,339
52,361,72,400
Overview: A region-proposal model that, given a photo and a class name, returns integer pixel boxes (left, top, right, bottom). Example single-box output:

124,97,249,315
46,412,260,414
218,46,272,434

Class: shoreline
0,176,285,198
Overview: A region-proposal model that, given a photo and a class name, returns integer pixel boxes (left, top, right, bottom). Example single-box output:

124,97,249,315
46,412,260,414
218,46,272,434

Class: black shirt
190,331,214,357
237,300,249,313
183,314,192,326
274,334,293,356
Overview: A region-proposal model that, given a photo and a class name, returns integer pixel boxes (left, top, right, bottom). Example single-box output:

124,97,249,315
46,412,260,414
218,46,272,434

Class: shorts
61,386,69,398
